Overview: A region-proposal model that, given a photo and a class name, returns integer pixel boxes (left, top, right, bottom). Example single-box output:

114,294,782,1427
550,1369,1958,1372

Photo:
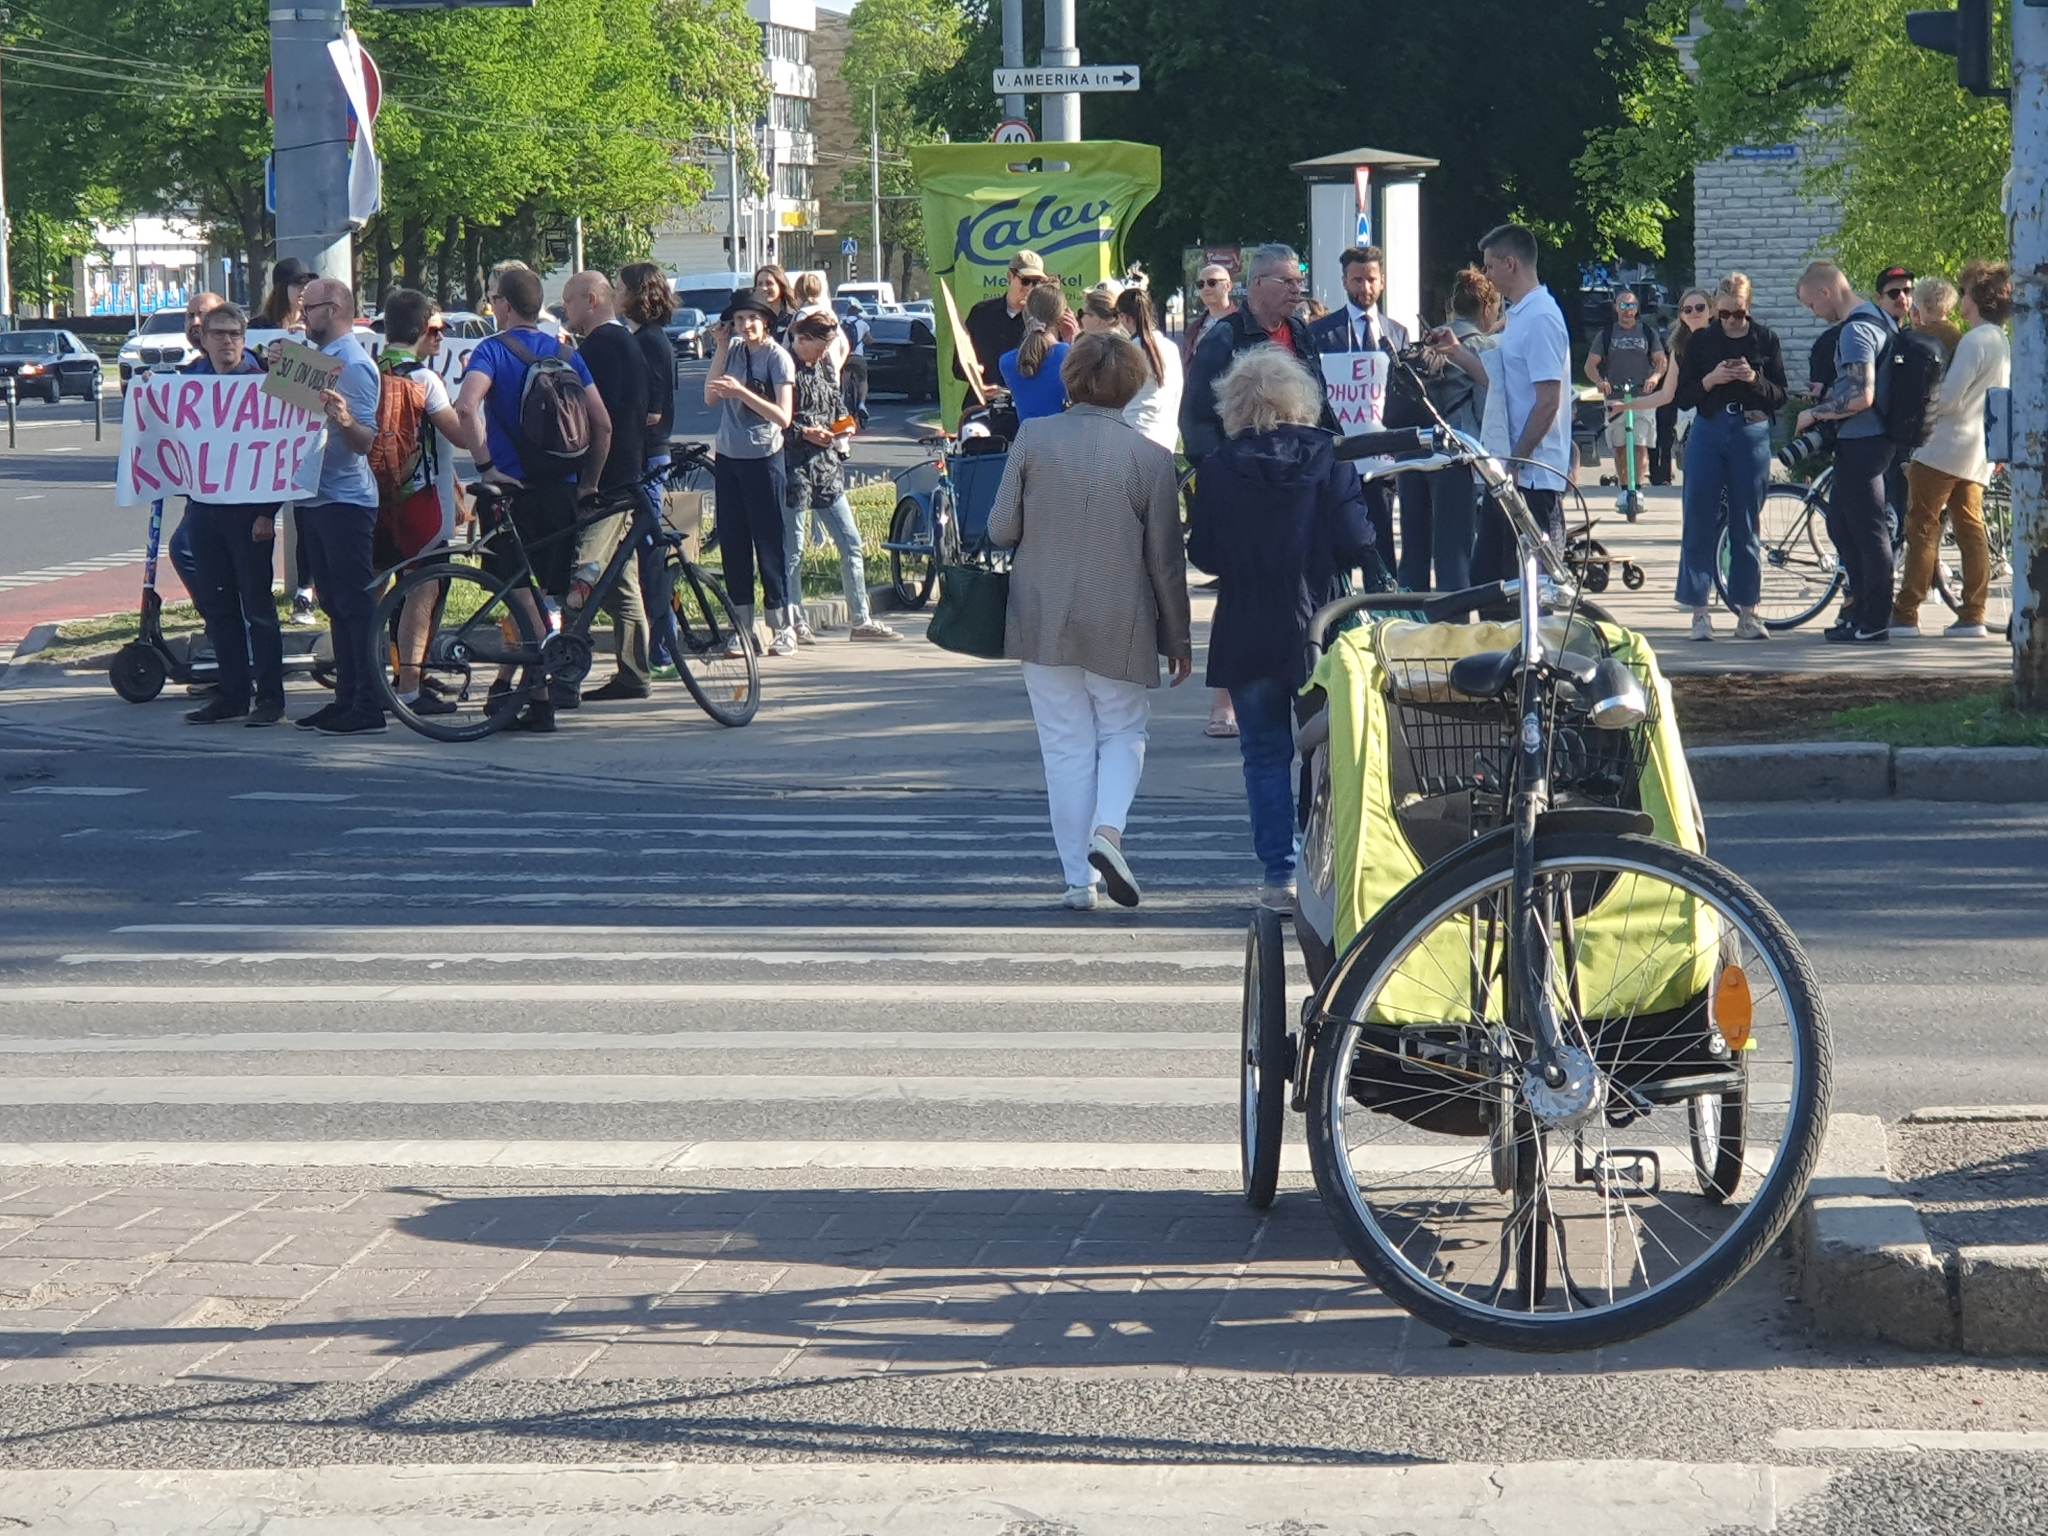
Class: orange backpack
368,366,428,506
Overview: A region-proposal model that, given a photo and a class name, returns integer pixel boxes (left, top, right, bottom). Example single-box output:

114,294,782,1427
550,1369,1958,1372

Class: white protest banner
115,373,326,507
1320,349,1392,474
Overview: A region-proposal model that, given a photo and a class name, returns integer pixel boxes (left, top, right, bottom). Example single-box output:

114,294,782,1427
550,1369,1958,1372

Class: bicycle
1256,419,1831,1351
884,429,1011,609
371,453,760,741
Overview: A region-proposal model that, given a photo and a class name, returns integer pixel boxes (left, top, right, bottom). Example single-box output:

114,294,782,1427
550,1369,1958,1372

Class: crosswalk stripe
0,984,1244,1006
112,922,1246,938
0,1028,1237,1053
337,823,1246,842
0,1074,1243,1106
58,948,1260,969
181,891,1242,911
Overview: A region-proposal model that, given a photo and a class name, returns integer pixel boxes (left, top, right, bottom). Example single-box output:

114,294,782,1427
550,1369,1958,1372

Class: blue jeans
1228,676,1298,886
1677,409,1770,609
783,492,872,627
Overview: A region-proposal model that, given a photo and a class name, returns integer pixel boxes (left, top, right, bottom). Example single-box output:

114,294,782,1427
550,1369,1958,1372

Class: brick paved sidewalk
0,1174,1796,1385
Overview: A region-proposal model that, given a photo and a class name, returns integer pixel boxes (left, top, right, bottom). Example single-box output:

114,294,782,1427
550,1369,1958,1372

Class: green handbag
927,563,1010,659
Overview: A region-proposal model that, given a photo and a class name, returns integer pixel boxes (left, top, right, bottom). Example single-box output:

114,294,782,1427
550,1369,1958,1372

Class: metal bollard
94,372,103,441
6,376,14,450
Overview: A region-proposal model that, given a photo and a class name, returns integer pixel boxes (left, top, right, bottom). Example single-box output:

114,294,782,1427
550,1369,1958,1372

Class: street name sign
993,65,1140,94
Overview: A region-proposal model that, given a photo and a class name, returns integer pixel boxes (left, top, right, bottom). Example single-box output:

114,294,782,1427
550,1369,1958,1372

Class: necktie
1357,314,1374,352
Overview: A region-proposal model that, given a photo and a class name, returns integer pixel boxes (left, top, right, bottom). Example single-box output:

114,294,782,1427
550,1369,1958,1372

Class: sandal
1203,716,1239,739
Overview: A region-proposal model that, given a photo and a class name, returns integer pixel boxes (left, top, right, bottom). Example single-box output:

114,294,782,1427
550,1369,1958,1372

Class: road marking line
364,808,1252,828
112,923,1245,939
0,984,1240,1006
240,868,1241,885
1770,1428,2048,1453
0,1074,1244,1106
232,791,359,803
15,494,43,502
59,949,1259,969
0,1028,1236,1053
337,824,1243,842
180,891,1238,912
11,786,145,797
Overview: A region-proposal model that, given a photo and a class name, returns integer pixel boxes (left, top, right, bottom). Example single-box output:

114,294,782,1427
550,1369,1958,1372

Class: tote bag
927,563,1009,659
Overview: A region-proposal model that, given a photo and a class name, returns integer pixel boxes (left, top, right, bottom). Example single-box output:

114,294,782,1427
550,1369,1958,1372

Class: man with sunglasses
1182,263,1236,364
1585,287,1666,502
960,249,1049,396
1178,243,1334,463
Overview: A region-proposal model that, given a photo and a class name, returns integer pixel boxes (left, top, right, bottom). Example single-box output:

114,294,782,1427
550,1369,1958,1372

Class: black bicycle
372,451,760,741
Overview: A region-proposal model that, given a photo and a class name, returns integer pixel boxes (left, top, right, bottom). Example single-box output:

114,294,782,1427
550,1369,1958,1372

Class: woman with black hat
259,257,318,623
706,291,798,656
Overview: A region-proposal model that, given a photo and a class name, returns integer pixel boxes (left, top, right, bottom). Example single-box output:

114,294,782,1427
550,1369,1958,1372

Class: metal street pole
1000,0,1026,122
726,117,742,272
0,48,13,323
870,84,882,283
572,215,584,273
2013,0,2048,705
1041,0,1079,141
270,1,353,287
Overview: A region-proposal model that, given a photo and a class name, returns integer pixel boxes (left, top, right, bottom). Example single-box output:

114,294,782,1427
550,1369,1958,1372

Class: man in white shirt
1430,223,1573,583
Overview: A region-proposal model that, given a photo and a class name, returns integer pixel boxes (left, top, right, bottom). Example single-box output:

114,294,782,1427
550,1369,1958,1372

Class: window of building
777,163,813,202
762,23,809,67
771,94,812,134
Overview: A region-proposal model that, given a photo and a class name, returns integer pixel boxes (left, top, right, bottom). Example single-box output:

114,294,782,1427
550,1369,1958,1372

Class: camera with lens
1777,426,1833,472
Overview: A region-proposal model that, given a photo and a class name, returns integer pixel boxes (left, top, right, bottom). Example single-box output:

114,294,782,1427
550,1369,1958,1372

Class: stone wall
812,10,861,286
1692,138,1844,374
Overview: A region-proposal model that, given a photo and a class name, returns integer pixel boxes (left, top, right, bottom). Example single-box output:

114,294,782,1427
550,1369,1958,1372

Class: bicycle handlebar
1331,427,1435,462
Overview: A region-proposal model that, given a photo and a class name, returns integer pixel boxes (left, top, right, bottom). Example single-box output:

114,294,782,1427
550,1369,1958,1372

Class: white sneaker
1689,612,1714,642
1889,622,1922,637
722,631,749,659
1087,833,1141,908
1061,884,1098,912
1732,612,1768,641
1945,621,1990,638
793,619,819,647
1258,883,1297,913
849,621,902,642
767,627,799,658
289,589,320,627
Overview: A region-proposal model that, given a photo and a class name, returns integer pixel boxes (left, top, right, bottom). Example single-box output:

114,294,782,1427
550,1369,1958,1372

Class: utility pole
270,1,353,288
0,46,13,324
2013,0,2048,706
1041,0,1079,141
1000,0,1025,123
571,215,584,273
726,118,742,272
869,84,882,283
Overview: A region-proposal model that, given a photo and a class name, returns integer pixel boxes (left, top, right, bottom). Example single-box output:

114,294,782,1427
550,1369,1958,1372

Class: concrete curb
1797,1108,2048,1357
1687,742,2048,802
11,621,57,659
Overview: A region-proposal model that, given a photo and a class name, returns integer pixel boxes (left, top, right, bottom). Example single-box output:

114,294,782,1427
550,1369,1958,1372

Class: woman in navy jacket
1187,348,1381,910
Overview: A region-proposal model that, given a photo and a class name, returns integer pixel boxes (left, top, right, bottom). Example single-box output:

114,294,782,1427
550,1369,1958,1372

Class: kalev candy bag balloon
912,142,1161,425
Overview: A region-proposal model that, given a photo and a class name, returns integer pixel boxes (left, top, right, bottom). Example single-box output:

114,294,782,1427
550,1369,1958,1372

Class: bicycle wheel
668,558,761,727
1304,828,1830,1352
1718,487,1841,630
371,560,544,743
1240,907,1290,1210
889,496,936,610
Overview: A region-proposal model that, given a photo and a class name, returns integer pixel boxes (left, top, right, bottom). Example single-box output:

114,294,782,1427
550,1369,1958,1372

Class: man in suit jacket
1180,243,1335,463
1306,245,1408,574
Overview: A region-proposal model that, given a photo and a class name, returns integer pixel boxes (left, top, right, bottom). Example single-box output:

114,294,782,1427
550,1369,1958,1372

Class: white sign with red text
1321,349,1393,473
115,372,326,507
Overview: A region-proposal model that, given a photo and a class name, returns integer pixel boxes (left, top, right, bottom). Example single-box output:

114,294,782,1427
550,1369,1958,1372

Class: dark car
863,315,937,401
665,307,709,361
0,330,103,403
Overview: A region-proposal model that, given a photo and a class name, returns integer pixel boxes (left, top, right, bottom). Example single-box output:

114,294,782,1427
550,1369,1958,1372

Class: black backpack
1880,325,1946,450
497,329,592,467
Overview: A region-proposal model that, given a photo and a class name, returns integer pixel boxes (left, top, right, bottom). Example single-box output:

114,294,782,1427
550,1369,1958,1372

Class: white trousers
1021,662,1151,887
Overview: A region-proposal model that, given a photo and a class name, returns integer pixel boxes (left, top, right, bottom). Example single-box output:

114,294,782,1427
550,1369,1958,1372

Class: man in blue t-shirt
1796,260,1895,643
453,263,613,732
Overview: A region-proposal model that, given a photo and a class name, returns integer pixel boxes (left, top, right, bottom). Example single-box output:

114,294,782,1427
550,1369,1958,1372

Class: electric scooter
1617,384,1645,523
108,498,333,703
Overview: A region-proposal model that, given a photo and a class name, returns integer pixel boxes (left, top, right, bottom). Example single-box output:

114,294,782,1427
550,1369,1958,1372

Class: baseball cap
1008,250,1047,280
1877,265,1914,290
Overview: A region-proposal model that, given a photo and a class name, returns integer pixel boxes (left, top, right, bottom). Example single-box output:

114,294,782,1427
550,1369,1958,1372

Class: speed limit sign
991,118,1035,144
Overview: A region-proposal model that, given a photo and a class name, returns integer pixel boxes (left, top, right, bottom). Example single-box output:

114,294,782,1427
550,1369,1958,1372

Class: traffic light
1905,0,2003,99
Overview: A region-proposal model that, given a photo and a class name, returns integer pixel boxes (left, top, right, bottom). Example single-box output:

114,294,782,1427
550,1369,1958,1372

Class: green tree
837,0,966,290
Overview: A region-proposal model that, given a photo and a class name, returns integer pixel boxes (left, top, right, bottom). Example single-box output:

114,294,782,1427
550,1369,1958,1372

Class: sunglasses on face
205,327,245,340
1718,308,1748,322
1681,303,1708,314
1883,287,1912,300
1617,301,1638,310
1199,278,1227,288
425,321,446,335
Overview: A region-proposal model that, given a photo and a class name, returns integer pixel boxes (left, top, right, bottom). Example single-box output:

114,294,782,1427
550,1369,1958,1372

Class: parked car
0,330,102,402
671,271,751,321
438,310,495,340
117,308,197,388
898,299,935,322
666,307,709,360
863,314,938,401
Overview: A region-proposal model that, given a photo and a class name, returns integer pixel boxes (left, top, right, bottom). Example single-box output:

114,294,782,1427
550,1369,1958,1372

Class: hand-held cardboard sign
261,339,345,414
115,373,327,506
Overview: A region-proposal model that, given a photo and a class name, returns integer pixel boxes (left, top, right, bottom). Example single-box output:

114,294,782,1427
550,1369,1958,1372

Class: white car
117,308,198,387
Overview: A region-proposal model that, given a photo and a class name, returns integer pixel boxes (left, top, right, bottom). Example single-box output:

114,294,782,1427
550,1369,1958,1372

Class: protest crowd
131,218,2014,905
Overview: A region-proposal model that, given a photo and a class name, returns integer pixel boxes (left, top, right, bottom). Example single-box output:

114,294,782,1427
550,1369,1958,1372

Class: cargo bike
1237,422,1831,1352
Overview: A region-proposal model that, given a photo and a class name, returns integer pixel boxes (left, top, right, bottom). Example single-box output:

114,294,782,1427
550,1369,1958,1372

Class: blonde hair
1081,287,1119,328
1016,282,1068,378
1061,330,1149,409
1115,287,1165,385
1912,275,1958,321
1718,272,1754,309
1216,347,1323,439
793,271,827,306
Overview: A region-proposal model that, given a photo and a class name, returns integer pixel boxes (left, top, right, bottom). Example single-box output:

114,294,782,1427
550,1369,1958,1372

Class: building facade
654,0,820,278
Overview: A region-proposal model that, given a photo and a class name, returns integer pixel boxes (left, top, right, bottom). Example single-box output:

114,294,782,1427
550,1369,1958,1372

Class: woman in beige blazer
988,333,1194,911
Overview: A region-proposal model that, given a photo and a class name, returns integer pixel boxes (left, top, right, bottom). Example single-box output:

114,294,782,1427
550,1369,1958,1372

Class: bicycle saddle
1448,646,1600,700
